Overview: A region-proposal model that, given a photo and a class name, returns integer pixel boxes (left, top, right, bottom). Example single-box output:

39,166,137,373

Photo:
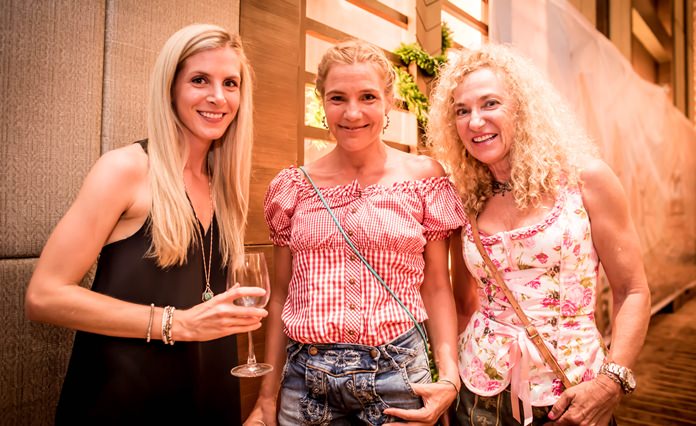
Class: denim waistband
288,325,424,352
286,326,427,377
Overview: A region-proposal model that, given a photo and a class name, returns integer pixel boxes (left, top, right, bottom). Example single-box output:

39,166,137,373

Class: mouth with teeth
338,124,369,131
198,111,226,120
472,133,497,143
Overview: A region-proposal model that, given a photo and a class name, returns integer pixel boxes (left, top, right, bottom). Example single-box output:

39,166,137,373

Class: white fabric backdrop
489,0,696,333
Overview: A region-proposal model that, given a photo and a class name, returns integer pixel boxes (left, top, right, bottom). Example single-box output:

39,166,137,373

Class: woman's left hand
383,381,457,426
544,374,622,425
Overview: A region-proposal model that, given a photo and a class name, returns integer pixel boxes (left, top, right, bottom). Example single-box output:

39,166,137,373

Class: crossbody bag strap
298,166,428,348
466,213,573,389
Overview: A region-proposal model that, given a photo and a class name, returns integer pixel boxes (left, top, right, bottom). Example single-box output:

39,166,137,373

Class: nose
469,109,485,130
207,84,227,105
344,100,361,120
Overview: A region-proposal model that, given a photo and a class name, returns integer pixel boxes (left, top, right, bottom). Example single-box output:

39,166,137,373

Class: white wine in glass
228,252,273,377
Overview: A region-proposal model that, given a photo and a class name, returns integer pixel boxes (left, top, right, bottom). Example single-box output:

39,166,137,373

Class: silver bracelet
438,378,460,394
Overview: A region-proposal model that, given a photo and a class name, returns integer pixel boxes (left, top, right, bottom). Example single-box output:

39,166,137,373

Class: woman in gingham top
428,44,650,425
246,40,466,425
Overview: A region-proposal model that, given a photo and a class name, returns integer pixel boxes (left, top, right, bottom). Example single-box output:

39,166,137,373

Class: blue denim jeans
278,327,432,425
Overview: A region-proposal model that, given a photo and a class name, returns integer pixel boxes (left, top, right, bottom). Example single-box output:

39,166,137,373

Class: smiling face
172,46,241,146
322,62,390,153
453,67,517,177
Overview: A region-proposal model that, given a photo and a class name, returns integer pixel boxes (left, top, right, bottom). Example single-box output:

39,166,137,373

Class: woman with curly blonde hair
428,44,650,425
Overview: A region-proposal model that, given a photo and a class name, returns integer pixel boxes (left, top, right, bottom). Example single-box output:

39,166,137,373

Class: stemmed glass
228,252,273,377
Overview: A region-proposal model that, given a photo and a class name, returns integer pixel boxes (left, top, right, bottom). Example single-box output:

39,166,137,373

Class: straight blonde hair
147,23,254,269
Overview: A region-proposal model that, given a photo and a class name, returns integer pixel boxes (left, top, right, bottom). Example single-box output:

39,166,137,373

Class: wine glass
228,252,273,377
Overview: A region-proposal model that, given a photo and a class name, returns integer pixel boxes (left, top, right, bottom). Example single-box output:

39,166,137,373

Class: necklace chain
187,176,215,302
491,180,512,196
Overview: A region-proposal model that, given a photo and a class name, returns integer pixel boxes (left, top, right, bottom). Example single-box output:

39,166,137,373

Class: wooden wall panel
101,0,241,152
0,0,105,257
241,0,302,245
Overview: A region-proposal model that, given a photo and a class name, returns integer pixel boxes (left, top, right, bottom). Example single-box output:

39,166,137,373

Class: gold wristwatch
599,362,636,394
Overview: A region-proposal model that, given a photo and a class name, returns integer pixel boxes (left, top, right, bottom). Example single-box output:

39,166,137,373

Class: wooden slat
346,0,408,29
615,295,696,425
305,18,401,63
442,0,488,33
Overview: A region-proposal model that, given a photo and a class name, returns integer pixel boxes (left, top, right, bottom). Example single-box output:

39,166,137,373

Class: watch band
600,362,636,394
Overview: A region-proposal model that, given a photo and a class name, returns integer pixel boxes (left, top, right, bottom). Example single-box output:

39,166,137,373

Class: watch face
627,374,636,389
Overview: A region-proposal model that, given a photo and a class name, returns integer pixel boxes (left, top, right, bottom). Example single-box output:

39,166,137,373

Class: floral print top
458,186,607,410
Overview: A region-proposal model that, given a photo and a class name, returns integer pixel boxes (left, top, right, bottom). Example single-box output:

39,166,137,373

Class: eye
191,76,207,85
483,99,500,108
362,93,377,101
455,107,470,116
328,95,344,103
224,79,239,88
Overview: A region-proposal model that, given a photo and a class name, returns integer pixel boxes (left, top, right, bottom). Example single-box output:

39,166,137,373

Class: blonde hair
315,39,395,101
147,23,254,268
428,44,596,213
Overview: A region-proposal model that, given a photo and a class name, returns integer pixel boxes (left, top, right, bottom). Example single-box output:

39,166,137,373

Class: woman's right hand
244,400,278,426
173,285,267,342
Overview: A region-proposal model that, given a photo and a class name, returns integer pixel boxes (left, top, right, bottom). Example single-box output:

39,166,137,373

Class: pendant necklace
187,176,215,302
491,180,513,196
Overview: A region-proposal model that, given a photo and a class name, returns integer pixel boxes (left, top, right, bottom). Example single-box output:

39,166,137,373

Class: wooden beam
632,8,672,62
632,0,673,57
346,0,408,29
304,125,331,141
442,1,488,33
305,18,400,63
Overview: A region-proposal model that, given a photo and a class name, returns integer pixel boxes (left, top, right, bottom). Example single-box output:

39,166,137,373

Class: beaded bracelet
166,306,175,345
161,306,175,345
146,303,155,343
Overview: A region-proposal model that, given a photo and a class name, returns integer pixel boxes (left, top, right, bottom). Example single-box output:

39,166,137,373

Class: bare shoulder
93,143,149,182
579,158,629,219
77,143,150,217
395,150,446,180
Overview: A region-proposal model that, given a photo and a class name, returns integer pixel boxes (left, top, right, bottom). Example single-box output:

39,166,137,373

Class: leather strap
466,213,573,389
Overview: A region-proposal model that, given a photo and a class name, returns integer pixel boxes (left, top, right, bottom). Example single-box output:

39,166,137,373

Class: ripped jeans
278,327,431,425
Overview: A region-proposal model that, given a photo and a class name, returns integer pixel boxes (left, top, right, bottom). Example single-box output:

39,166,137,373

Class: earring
321,116,328,129
382,114,390,133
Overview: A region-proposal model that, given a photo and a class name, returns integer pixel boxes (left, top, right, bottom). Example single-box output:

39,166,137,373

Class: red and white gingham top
264,167,465,346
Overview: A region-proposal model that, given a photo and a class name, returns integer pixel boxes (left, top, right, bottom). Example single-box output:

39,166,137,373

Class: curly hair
427,43,596,214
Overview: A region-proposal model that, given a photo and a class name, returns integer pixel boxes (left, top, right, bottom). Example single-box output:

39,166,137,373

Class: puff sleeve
420,177,466,241
263,168,300,247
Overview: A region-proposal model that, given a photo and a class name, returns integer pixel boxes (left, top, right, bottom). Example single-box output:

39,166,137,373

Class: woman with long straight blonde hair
25,24,266,424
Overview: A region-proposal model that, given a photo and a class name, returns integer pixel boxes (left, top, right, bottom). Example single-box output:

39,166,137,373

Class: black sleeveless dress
56,144,241,425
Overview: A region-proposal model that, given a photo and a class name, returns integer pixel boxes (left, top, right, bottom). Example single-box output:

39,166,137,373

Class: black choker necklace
491,180,512,196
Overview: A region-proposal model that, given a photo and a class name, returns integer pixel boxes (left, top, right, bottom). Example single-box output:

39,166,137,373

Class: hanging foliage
394,23,453,129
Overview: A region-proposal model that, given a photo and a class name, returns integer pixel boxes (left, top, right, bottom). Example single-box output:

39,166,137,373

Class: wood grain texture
241,0,302,245
615,295,696,425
